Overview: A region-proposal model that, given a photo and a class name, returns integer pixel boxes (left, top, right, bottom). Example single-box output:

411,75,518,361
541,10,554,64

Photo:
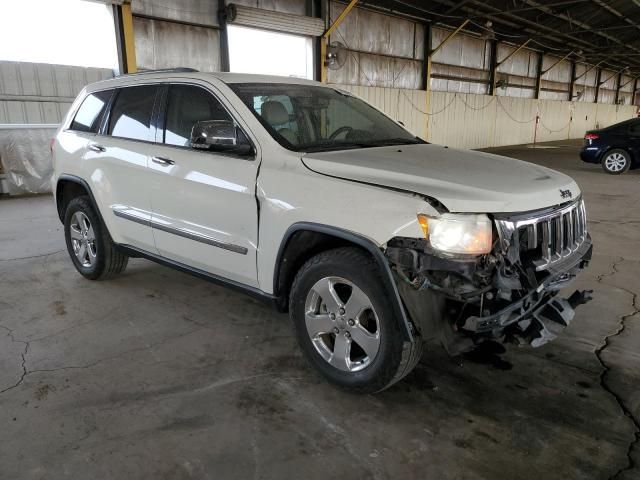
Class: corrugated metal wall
231,0,306,15
573,64,598,103
323,4,637,108
540,55,572,101
131,0,310,72
131,0,222,72
431,27,490,95
0,61,113,124
327,1,424,89
335,84,427,136
495,44,538,99
331,83,637,149
132,0,220,26
134,17,221,72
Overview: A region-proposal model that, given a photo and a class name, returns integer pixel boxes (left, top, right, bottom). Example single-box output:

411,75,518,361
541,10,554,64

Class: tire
289,247,423,394
63,196,128,280
601,149,631,175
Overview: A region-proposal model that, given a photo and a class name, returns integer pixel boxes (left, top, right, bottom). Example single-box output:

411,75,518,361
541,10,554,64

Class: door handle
152,156,175,166
88,143,106,153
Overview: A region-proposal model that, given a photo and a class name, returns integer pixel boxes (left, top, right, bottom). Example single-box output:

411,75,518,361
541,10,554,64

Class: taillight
584,133,599,140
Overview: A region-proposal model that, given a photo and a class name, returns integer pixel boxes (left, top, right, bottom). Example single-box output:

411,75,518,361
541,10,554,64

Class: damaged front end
386,198,593,354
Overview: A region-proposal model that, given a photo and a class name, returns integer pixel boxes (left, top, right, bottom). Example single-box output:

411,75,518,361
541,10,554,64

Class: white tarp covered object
0,126,57,195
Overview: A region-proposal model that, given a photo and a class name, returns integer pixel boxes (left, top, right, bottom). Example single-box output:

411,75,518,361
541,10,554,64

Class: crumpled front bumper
462,237,593,348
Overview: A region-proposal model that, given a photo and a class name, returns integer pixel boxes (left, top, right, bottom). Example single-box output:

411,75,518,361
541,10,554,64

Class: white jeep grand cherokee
52,69,593,393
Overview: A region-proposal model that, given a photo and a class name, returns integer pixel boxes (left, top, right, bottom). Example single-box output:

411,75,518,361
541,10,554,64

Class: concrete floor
1,140,638,479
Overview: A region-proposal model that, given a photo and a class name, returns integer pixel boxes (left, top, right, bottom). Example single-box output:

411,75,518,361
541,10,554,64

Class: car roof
601,117,640,131
85,70,324,92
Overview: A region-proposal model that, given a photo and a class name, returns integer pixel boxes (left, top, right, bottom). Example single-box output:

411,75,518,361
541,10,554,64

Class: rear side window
108,85,159,141
164,85,234,147
628,120,640,135
70,90,113,133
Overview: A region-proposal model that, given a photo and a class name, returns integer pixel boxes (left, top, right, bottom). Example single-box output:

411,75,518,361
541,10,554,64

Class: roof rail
117,67,199,77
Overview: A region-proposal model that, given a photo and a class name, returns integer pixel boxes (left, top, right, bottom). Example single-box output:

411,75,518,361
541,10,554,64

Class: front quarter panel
256,151,438,293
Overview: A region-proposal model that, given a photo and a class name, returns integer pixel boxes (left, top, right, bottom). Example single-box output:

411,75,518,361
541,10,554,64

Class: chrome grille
496,200,587,271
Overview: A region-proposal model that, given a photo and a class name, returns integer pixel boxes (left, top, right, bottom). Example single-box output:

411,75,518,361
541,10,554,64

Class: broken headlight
417,213,493,255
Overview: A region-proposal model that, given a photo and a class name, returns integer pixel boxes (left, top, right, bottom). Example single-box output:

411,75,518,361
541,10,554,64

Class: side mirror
190,120,252,156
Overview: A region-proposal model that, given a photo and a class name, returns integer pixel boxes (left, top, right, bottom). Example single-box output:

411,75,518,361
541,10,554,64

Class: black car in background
580,117,640,174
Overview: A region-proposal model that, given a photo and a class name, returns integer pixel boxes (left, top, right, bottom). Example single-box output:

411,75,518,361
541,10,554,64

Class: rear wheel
601,149,631,174
63,196,128,280
289,247,422,393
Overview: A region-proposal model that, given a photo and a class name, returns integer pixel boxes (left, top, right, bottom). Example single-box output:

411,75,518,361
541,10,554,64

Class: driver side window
164,85,233,147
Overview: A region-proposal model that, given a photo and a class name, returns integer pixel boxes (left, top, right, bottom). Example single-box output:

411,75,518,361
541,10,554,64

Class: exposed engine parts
385,228,593,354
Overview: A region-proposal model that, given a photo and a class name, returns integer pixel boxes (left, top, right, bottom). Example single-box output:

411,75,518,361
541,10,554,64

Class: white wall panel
320,85,636,150
569,102,597,138
536,100,571,142
428,92,497,149
493,96,538,147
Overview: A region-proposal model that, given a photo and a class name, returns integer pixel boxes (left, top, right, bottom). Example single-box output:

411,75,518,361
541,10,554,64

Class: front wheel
601,149,631,174
63,196,128,280
289,247,422,393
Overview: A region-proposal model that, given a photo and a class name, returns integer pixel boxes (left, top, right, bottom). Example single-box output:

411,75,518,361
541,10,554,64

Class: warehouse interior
1,0,639,478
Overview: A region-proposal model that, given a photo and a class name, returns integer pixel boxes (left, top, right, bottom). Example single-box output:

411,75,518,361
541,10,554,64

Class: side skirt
117,244,279,307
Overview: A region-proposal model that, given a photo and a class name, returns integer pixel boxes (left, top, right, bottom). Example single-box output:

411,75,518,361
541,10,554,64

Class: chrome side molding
112,206,248,255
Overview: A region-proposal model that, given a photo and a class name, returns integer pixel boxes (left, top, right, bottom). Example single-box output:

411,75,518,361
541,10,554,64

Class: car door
627,120,640,161
147,82,260,287
92,84,161,252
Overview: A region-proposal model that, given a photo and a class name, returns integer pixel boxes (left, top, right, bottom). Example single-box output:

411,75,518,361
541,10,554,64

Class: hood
301,144,580,213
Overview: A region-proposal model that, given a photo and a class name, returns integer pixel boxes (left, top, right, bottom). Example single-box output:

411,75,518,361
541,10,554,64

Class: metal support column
311,0,323,81
423,23,432,91
534,52,543,99
112,2,137,74
594,68,601,103
218,1,230,72
487,39,497,96
614,72,622,105
568,61,576,100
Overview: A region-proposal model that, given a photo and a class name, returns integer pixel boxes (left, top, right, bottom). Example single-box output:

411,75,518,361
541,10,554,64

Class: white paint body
52,72,582,295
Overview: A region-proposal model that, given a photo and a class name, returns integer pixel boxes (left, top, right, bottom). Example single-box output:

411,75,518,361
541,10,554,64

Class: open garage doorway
227,25,314,80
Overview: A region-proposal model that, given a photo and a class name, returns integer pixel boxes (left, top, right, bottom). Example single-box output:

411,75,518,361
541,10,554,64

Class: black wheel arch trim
55,174,106,225
274,222,415,342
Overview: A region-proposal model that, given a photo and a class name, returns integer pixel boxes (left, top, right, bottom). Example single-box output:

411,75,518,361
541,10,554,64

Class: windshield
228,83,425,152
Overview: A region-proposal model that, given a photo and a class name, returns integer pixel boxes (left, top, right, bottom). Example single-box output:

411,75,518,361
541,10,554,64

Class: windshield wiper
300,141,378,152
299,137,426,153
359,137,426,147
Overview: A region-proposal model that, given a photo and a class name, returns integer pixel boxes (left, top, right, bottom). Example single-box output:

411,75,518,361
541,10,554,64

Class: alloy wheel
69,211,97,267
304,276,381,372
604,152,627,172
